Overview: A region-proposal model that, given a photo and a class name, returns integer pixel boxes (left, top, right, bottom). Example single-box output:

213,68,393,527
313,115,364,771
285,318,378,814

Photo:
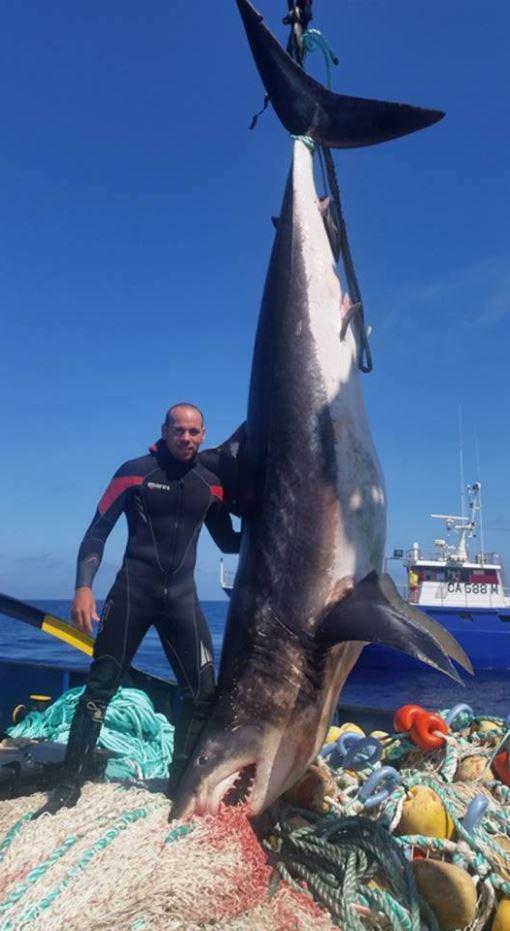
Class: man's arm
205,500,242,554
199,422,247,518
72,465,135,634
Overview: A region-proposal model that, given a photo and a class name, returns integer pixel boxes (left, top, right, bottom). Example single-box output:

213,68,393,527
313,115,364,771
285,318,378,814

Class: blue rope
290,134,315,152
302,28,338,89
7,686,174,780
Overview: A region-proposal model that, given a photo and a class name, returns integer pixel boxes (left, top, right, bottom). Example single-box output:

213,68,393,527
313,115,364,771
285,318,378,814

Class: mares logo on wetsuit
147,482,171,492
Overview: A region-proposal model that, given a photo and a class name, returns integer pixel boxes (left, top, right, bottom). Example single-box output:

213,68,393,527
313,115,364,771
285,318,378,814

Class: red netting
184,806,334,929
186,806,272,922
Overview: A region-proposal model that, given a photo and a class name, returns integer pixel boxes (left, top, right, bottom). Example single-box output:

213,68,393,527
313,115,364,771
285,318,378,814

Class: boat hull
0,658,178,735
358,606,510,672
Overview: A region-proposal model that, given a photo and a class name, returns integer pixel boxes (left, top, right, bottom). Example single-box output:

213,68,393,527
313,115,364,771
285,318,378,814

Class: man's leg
34,654,124,815
155,582,216,799
35,574,151,816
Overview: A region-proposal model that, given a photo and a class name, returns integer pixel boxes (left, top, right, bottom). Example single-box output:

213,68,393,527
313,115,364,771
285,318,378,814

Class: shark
170,0,471,820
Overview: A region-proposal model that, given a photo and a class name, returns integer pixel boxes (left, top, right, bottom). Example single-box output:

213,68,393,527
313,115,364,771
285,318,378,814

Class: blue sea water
0,600,509,717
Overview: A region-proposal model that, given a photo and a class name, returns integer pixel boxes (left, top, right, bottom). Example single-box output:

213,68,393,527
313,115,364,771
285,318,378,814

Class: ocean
1,600,508,717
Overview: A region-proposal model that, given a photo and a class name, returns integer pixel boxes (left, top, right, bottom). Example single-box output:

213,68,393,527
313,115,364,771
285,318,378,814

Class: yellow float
397,785,454,839
325,722,365,744
493,897,510,931
412,859,477,929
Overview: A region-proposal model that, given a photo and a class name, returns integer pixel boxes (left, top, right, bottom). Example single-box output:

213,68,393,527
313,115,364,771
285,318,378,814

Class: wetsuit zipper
167,478,184,581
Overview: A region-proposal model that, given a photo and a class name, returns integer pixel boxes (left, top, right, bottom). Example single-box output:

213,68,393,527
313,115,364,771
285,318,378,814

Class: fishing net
0,784,334,931
4,697,510,930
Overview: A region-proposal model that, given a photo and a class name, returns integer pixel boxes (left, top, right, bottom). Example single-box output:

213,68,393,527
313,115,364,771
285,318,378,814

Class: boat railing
405,548,501,568
474,552,500,566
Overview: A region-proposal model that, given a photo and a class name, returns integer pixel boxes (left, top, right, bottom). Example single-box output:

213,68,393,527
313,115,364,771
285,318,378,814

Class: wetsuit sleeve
205,500,242,554
200,442,246,517
75,465,135,589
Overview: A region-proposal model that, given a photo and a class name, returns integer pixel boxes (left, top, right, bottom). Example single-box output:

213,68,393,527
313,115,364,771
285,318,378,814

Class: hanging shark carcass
170,0,471,821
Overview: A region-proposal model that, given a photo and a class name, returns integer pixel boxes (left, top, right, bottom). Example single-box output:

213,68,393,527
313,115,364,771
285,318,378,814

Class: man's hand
71,587,99,636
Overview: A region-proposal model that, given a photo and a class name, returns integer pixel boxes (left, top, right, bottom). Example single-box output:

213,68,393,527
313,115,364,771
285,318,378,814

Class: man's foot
32,780,82,819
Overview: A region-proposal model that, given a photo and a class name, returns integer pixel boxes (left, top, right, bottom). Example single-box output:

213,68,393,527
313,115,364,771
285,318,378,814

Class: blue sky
1,0,508,600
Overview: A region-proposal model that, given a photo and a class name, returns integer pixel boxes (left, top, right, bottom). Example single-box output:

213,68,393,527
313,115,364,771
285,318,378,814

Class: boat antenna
474,430,485,566
458,406,465,519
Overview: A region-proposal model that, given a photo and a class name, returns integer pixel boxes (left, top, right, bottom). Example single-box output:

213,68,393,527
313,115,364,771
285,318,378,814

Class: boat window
458,612,473,622
470,569,498,583
499,615,510,623
420,568,444,581
446,568,464,583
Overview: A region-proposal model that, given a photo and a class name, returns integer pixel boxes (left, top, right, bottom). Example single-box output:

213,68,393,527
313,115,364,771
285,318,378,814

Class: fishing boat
221,481,510,671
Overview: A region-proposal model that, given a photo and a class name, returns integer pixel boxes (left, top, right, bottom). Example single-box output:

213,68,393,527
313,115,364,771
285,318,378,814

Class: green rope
290,134,315,152
302,28,338,90
7,686,174,780
269,813,426,931
0,813,34,864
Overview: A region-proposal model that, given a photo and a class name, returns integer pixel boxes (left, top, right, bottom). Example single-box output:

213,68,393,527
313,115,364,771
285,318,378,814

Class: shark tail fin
236,0,444,149
319,571,473,682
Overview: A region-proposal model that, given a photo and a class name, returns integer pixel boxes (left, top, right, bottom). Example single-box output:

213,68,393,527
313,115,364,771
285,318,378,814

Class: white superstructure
404,483,509,610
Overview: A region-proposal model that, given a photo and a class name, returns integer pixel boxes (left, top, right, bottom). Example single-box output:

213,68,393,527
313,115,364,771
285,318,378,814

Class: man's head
162,403,206,462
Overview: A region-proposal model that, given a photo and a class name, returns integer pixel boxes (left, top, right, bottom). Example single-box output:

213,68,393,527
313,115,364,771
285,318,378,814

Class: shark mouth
210,763,258,813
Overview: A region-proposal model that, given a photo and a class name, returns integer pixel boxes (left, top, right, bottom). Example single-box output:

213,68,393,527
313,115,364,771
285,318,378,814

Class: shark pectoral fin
318,571,470,682
378,573,473,675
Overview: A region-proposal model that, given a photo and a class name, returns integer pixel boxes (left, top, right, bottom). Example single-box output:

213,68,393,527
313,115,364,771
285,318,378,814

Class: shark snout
169,722,299,821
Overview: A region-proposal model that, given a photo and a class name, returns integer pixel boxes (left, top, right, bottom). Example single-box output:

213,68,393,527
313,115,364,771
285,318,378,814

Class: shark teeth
222,764,257,807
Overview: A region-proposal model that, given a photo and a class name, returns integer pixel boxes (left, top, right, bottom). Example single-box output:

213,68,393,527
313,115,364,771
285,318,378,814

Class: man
37,403,241,815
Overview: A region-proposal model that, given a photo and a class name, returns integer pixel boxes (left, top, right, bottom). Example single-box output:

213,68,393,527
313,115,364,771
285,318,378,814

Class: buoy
475,719,503,737
393,704,424,732
412,859,477,930
326,722,364,744
493,751,510,787
410,711,449,750
369,730,389,741
455,755,492,783
281,763,336,813
493,898,510,931
396,786,454,839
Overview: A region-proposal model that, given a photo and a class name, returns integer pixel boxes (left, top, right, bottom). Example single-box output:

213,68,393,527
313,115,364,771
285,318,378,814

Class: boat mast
459,406,465,519
431,483,481,563
474,431,486,567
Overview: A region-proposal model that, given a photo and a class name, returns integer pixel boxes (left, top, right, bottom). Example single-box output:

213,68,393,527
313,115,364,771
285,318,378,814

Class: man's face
162,407,205,462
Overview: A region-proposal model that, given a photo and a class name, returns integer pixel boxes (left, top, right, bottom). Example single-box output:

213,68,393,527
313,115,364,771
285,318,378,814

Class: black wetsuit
68,439,241,786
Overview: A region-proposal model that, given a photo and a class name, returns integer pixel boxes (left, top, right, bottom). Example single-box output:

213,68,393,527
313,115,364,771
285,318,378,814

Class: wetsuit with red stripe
76,439,239,592
73,439,241,756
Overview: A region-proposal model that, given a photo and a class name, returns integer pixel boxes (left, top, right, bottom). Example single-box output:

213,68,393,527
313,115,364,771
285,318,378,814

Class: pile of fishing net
272,702,510,930
0,784,333,930
4,693,510,930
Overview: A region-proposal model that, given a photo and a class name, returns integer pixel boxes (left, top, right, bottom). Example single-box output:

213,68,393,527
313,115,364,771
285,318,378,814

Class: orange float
393,704,425,733
410,711,449,750
492,751,510,787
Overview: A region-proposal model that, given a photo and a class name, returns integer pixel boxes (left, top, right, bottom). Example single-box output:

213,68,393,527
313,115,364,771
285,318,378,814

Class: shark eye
197,753,209,767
